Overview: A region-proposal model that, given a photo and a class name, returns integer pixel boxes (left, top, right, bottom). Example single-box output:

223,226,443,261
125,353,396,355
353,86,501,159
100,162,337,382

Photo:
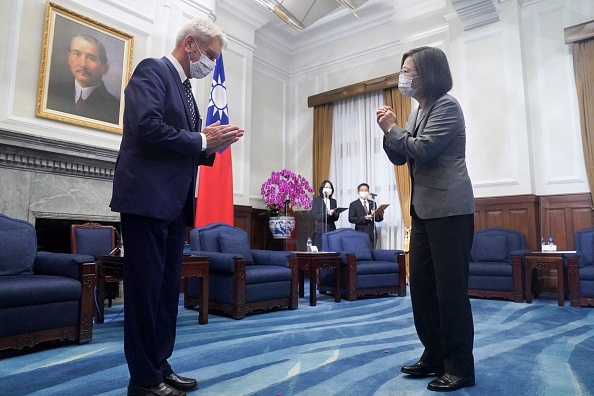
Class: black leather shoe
127,382,186,396
163,373,198,391
427,373,475,392
401,361,444,377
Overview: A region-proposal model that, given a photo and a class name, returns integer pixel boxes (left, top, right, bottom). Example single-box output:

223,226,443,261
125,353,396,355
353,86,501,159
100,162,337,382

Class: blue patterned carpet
1,287,593,396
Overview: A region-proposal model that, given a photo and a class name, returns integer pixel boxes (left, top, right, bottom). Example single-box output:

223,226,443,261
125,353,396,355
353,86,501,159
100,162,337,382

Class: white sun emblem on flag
208,74,228,120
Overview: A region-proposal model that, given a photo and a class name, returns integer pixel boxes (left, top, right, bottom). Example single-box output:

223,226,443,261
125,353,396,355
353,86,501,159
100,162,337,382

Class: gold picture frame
36,2,134,134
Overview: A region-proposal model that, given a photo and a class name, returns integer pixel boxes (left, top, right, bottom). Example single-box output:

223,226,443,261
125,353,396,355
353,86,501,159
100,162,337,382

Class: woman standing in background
311,180,340,251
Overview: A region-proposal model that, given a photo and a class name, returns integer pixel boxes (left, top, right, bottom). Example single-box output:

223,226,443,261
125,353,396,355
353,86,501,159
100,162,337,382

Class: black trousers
121,211,185,387
409,207,475,379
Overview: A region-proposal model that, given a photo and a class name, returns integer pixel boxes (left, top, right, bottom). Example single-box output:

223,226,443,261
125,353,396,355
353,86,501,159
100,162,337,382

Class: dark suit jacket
311,196,339,235
383,94,474,219
46,80,120,124
110,56,213,226
348,199,383,241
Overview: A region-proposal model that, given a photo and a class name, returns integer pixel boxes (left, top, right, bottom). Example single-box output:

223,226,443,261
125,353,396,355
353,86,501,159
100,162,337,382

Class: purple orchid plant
260,169,314,216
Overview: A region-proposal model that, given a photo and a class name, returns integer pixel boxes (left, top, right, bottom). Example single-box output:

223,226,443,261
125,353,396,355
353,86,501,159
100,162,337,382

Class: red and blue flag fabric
195,54,234,227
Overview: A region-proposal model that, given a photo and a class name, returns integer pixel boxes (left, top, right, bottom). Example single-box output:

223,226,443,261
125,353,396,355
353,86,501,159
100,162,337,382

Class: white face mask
359,191,369,200
322,188,332,197
189,50,215,79
398,74,421,97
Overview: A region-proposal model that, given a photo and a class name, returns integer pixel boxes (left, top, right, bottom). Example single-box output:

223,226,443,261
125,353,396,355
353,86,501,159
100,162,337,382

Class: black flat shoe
164,373,198,391
427,373,475,392
127,382,186,396
401,361,444,377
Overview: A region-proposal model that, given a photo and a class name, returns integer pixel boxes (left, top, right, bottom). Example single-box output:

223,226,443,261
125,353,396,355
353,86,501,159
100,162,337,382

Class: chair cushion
469,261,512,277
579,265,594,281
574,229,594,268
245,265,293,285
73,227,113,258
474,234,508,262
0,275,81,308
356,260,398,275
341,235,373,261
0,214,36,276
220,230,254,266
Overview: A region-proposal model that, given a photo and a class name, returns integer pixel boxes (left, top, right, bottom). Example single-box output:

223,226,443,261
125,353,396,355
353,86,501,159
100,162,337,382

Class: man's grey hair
176,18,228,50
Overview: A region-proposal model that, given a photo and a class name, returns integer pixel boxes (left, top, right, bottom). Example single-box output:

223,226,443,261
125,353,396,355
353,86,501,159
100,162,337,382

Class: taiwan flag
195,54,234,227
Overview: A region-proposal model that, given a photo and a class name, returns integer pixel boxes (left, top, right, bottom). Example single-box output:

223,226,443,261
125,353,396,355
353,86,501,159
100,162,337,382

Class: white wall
251,0,593,207
0,0,592,214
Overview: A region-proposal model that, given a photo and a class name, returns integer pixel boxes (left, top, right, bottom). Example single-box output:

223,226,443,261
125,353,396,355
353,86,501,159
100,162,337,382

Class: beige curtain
312,103,334,191
383,87,412,282
383,87,412,246
571,39,594,209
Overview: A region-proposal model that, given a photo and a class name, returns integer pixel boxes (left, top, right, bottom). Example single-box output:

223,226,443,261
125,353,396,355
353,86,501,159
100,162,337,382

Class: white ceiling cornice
516,0,544,6
450,0,500,30
256,0,452,56
216,0,273,31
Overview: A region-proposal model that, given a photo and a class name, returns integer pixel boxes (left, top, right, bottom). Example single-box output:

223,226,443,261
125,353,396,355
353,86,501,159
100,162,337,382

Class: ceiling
214,0,502,58
251,0,371,30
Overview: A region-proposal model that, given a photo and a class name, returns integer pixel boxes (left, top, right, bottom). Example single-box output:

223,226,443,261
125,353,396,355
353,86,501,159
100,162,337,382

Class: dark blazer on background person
311,195,339,250
46,79,120,124
348,198,383,243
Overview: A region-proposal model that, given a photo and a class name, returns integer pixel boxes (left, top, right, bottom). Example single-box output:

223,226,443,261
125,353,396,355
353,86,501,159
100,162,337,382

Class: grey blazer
383,94,474,220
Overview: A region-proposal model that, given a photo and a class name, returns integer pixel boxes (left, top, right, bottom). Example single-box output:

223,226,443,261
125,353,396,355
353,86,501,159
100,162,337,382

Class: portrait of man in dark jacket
46,33,120,125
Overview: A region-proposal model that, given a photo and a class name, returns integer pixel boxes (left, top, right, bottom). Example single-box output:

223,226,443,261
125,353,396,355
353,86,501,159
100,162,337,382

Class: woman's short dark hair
318,180,334,197
401,46,452,101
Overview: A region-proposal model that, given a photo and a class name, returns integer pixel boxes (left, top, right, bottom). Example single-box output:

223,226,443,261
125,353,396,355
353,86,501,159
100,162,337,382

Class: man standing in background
349,183,383,246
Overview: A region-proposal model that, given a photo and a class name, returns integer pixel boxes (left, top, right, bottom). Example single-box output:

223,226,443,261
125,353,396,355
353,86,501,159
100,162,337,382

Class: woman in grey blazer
377,47,475,392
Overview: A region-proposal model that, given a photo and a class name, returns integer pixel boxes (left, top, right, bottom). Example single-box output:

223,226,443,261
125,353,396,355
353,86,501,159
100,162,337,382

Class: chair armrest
372,249,404,262
562,252,580,259
251,250,296,267
510,249,531,258
562,252,581,268
338,252,352,263
34,251,95,280
192,251,243,273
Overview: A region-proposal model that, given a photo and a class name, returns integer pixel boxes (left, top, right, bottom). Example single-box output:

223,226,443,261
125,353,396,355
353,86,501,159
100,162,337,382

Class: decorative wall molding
451,0,500,30
0,129,118,181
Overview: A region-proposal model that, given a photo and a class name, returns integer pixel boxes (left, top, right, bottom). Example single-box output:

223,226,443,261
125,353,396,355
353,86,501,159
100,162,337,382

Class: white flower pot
268,216,296,239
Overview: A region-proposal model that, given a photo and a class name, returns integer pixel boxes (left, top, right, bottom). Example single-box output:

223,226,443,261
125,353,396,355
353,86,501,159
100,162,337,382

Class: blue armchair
0,214,96,351
320,228,406,300
71,222,119,307
565,227,594,307
187,223,298,319
468,227,529,302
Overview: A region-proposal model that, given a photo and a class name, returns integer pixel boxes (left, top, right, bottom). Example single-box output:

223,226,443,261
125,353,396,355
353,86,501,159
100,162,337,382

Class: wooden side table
96,255,209,324
295,252,341,306
525,252,566,306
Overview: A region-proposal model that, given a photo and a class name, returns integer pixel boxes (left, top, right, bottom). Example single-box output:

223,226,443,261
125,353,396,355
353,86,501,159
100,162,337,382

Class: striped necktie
183,79,197,130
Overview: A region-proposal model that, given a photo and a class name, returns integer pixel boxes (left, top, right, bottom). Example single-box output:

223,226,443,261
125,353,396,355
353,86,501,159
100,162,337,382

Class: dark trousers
409,207,475,379
121,211,185,387
354,223,376,246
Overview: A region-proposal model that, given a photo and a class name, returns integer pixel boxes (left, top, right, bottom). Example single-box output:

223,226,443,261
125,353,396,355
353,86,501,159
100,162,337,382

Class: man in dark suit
348,183,383,246
46,34,120,124
110,18,244,396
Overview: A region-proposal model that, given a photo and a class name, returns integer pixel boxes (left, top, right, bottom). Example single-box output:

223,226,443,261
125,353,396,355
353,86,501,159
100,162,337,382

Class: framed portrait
36,2,134,134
